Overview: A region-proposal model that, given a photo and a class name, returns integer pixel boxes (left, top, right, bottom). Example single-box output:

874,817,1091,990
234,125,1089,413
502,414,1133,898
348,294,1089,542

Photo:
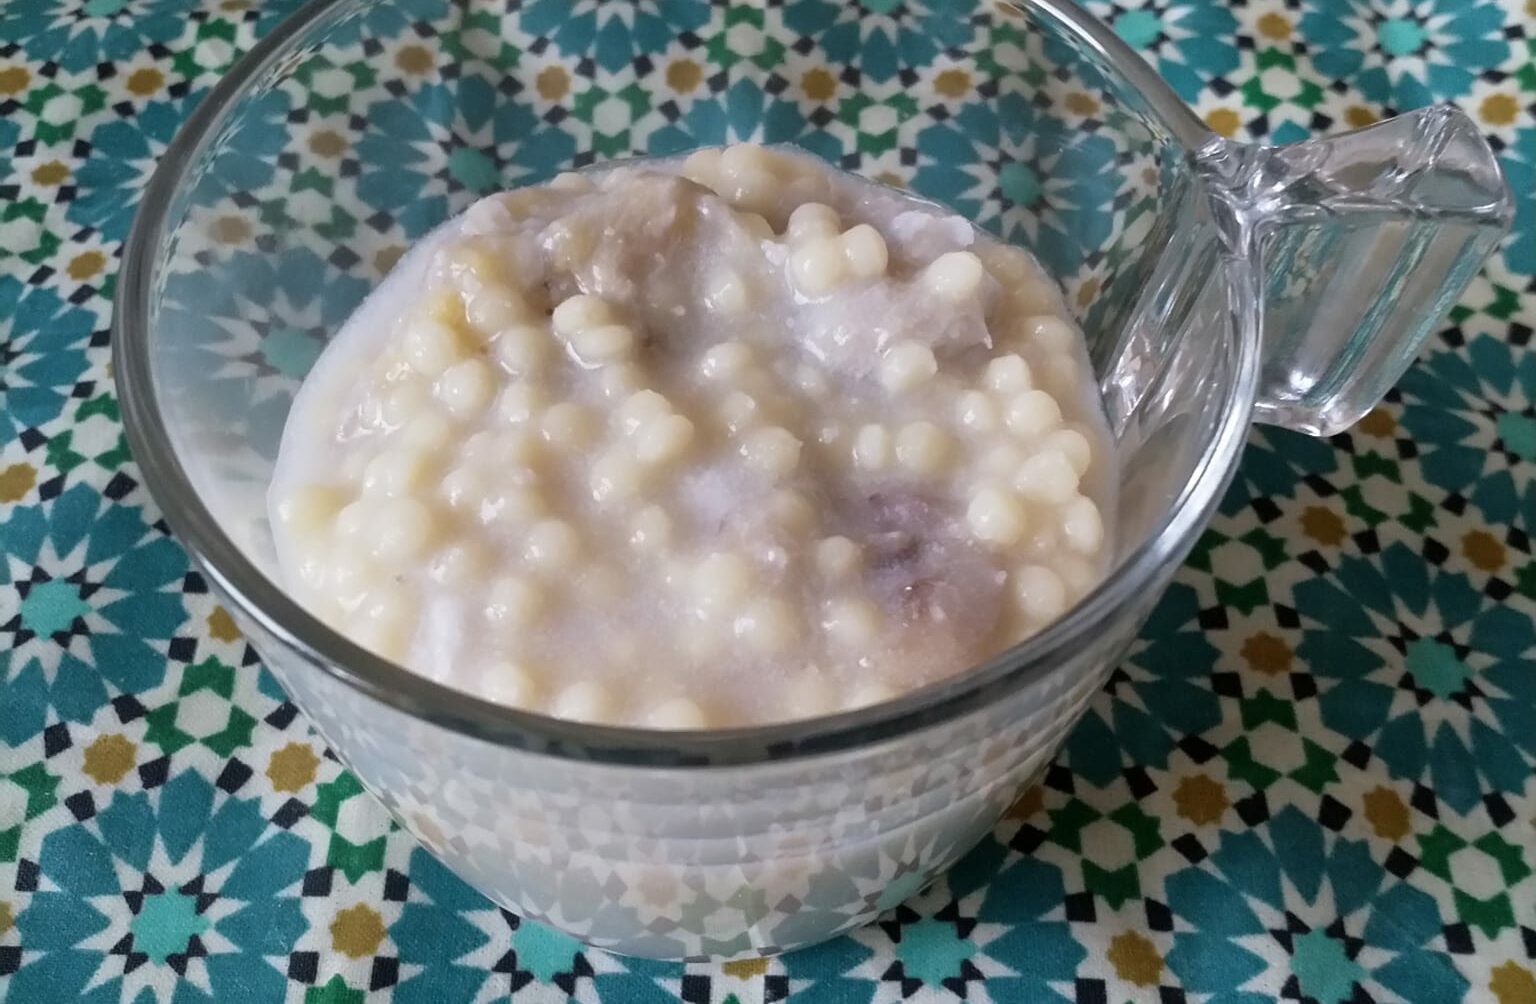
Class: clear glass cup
114,0,1512,960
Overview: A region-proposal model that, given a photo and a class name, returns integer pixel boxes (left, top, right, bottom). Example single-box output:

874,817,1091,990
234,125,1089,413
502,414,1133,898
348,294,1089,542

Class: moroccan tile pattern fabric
2,0,1534,1001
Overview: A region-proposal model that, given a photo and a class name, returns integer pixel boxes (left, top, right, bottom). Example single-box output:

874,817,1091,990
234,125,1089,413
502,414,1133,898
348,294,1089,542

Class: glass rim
113,0,1254,767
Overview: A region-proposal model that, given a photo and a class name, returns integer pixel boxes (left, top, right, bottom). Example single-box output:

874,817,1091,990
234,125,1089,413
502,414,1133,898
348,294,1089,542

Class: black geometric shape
216,759,253,794
1385,847,1417,879
114,694,149,723
1442,922,1473,954
1234,792,1269,826
680,974,711,1003
370,956,400,990
1484,792,1514,826
272,798,308,829
138,756,170,789
1123,766,1156,800
0,946,21,976
15,857,39,892
43,722,72,757
1044,763,1075,793
288,951,318,982
1317,795,1350,831
1172,834,1206,864
1197,606,1228,631
302,867,333,897
1210,672,1242,698
1341,741,1372,769
1178,735,1219,764
1064,891,1096,923
384,868,410,901
65,790,96,821
1410,784,1438,818
1075,978,1108,1004
167,637,197,662
1146,898,1174,932
1291,673,1318,700
1274,604,1301,629
266,702,300,729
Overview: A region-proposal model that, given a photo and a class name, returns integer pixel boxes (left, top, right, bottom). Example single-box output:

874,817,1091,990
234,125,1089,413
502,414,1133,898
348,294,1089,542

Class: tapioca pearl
582,564,624,604
378,378,431,428
679,617,728,661
786,668,838,718
979,442,1026,479
718,391,763,435
492,323,551,375
629,505,673,552
853,424,894,471
440,465,486,513
984,354,1033,395
619,390,673,435
540,401,596,449
1056,553,1099,598
1060,496,1104,555
334,498,374,541
404,317,469,377
699,341,755,382
427,544,486,587
1006,389,1063,438
844,681,898,711
956,390,1001,434
371,497,439,567
1019,515,1063,562
360,447,432,498
1012,565,1067,625
354,588,414,660
633,413,696,466
815,536,861,580
734,598,801,654
1019,314,1077,354
705,267,753,316
768,488,817,534
1013,449,1080,505
402,411,455,453
786,202,840,242
789,238,849,296
740,426,802,479
840,224,888,279
550,170,593,192
896,421,952,475
544,219,596,271
523,518,582,571
484,575,545,628
482,660,539,709
496,383,545,426
599,362,645,401
1041,354,1082,395
794,363,831,400
923,250,985,300
881,341,938,394
717,144,781,215
464,285,532,337
461,194,518,234
645,697,708,730
326,547,373,604
436,359,495,419
551,680,617,724
463,426,541,470
275,483,348,537
693,552,753,608
681,147,723,188
737,211,774,240
589,450,647,505
1042,427,1093,477
570,323,635,364
485,485,549,529
967,486,1028,547
822,597,881,648
551,293,616,338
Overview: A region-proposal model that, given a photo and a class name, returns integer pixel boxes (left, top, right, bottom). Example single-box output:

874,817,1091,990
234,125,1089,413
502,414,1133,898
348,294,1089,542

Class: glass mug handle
1198,105,1513,436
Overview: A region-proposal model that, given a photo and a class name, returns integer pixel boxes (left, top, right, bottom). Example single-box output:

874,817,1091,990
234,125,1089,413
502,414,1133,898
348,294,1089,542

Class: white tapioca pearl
482,660,539,708
896,421,952,475
984,354,1033,395
570,324,635,363
544,220,596,271
540,402,595,449
629,505,673,552
956,390,1001,433
967,486,1027,546
551,681,616,724
335,499,373,541
402,412,454,452
693,552,753,610
737,211,774,240
361,448,432,498
679,618,727,661
487,485,548,529
786,202,840,242
840,224,888,278
589,450,647,505
464,286,530,336
881,341,938,394
789,237,849,295
787,669,838,718
1023,315,1077,354
853,424,893,471
681,147,722,187
354,589,413,660
485,575,545,628
794,363,831,399
1012,565,1068,625
463,427,540,470
634,413,695,465
496,383,544,425
980,442,1026,478
1060,496,1105,555
523,519,581,571
619,390,673,435
1042,353,1081,393
599,362,644,401
582,564,623,604
275,484,347,537
427,544,485,587
1013,449,1080,504
646,697,708,730
1057,553,1099,597
403,317,468,377
326,548,372,603
371,497,438,566
1043,427,1093,477
378,379,431,428
550,170,592,192
461,194,519,234
740,426,802,479
823,598,881,648
436,359,495,419
815,536,861,579
1006,389,1063,438
492,324,550,375
551,294,616,337
699,341,755,382
924,250,985,300
718,391,762,434
768,488,816,533
844,681,898,711
734,598,800,654
718,144,781,214
705,267,753,316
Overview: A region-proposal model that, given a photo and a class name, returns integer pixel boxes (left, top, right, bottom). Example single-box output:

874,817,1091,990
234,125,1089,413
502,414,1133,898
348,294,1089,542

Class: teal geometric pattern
2,0,1535,1001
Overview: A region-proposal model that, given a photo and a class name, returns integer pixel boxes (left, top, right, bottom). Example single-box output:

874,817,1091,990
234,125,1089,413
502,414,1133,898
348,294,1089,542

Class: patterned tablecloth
2,0,1534,1000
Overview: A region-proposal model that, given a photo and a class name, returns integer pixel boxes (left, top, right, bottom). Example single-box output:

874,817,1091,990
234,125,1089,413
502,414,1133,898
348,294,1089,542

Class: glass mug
116,0,1511,959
